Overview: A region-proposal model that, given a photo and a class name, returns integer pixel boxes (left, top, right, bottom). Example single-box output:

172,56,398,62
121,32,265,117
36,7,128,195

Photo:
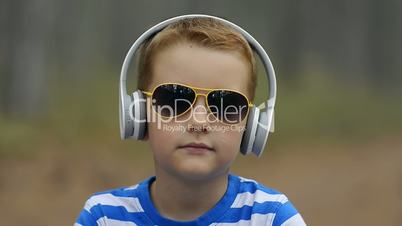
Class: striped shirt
75,174,306,226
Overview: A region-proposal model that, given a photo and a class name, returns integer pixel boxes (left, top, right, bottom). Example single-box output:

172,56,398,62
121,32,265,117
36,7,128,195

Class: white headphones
119,14,277,157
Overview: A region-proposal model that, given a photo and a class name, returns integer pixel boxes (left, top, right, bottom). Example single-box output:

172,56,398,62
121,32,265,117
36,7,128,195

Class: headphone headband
119,14,277,156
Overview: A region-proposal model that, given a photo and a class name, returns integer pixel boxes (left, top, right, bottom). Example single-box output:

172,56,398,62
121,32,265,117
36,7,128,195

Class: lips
179,142,215,153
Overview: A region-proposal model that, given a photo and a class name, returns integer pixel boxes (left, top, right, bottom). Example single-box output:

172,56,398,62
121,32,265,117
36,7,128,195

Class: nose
192,94,209,122
187,94,210,133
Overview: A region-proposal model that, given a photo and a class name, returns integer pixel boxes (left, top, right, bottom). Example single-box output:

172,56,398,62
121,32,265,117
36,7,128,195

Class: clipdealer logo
128,98,254,133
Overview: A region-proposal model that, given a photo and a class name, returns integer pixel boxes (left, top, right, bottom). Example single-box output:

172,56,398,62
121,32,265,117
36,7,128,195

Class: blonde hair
137,17,257,101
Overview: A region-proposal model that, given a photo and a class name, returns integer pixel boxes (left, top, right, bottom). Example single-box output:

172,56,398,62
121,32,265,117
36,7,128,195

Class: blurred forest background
1,0,402,225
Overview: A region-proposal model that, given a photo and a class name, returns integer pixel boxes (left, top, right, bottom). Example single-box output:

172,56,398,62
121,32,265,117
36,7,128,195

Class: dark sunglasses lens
207,90,249,124
152,84,195,117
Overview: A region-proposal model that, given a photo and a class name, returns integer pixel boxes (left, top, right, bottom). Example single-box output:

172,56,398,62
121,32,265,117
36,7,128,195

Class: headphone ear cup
251,109,271,157
130,90,147,140
120,93,134,139
240,106,260,155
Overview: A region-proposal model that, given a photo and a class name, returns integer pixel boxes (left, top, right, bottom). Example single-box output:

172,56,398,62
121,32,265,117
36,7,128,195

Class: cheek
226,129,243,144
147,119,186,159
213,126,245,157
148,121,173,149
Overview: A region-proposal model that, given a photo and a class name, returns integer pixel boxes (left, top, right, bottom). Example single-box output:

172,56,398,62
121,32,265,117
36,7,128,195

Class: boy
75,16,306,226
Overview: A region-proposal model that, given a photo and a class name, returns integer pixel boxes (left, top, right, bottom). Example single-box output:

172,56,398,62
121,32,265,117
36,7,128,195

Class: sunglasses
141,83,253,124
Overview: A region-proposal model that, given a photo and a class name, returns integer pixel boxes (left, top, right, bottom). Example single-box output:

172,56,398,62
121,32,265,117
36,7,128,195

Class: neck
150,168,229,221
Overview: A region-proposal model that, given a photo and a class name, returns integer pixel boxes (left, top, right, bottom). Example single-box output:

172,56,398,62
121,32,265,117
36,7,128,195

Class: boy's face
146,42,251,181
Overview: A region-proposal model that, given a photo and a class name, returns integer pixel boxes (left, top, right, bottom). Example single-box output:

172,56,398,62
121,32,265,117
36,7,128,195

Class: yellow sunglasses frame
141,82,254,125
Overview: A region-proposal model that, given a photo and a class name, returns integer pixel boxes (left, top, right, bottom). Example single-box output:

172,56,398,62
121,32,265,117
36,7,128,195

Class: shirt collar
137,173,240,226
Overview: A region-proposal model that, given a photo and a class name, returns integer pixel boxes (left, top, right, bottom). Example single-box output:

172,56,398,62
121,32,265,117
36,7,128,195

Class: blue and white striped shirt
75,174,306,226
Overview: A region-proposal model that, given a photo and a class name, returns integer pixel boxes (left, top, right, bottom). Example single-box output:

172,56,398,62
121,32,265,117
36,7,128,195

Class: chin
172,165,215,181
174,162,228,182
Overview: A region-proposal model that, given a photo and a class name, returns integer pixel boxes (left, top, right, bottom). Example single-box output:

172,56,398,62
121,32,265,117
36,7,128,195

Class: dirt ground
0,134,401,226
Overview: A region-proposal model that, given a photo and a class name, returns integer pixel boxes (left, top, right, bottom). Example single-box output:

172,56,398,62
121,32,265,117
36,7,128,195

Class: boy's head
138,17,257,102
137,18,258,181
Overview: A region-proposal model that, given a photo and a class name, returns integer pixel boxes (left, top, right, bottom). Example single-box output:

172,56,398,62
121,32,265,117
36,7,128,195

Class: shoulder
233,175,289,208
231,175,307,226
75,180,149,226
83,183,144,214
